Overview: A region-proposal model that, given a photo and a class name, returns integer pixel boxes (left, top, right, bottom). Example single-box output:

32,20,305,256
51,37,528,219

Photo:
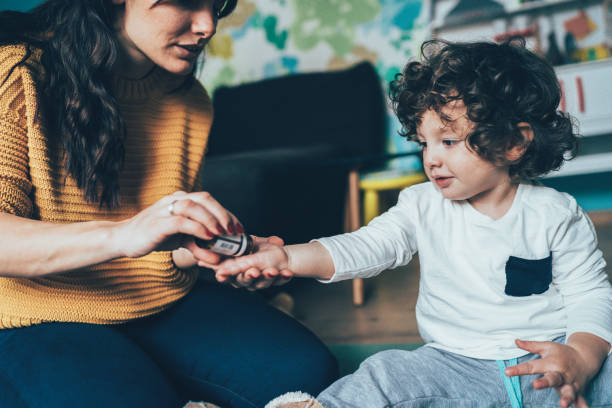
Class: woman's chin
160,59,196,76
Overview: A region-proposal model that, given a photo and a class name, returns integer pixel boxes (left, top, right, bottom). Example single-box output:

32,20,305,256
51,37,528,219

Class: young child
212,39,612,408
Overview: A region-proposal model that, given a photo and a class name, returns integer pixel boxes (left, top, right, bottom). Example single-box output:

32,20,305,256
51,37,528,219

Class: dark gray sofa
201,62,387,245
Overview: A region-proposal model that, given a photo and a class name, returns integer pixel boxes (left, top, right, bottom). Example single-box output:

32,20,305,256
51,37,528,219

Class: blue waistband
496,358,523,408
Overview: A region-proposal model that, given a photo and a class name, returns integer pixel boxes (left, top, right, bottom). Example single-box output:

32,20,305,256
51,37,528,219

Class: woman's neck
112,19,156,79
113,43,156,80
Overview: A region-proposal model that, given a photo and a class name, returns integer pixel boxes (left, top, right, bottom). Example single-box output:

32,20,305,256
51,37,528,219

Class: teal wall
541,172,612,212
2,0,42,11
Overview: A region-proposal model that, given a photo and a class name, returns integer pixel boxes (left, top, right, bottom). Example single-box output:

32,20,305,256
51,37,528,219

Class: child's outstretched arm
214,240,335,289
214,187,421,290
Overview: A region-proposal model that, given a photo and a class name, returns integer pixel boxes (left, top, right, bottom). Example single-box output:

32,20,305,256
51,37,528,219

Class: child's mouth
434,177,452,187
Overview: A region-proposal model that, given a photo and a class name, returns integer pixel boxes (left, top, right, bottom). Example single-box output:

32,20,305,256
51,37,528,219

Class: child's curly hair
390,38,578,180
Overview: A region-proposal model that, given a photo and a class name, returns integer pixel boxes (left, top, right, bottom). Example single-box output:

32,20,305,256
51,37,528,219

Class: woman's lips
176,44,202,59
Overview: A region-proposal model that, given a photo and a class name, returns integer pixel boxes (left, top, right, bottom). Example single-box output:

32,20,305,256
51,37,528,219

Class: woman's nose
192,7,217,39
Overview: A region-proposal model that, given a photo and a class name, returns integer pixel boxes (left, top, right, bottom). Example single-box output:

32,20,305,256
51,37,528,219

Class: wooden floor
285,211,612,345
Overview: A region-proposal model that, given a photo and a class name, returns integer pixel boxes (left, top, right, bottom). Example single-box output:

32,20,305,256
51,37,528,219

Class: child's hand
214,236,293,291
504,339,591,408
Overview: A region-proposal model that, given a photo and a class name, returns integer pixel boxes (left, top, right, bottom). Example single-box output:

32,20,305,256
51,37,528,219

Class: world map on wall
199,0,427,168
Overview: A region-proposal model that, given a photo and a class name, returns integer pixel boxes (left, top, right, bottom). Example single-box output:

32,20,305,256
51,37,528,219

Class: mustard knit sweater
0,45,212,329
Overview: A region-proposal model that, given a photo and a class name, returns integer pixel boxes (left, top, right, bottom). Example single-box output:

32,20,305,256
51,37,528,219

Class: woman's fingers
165,189,246,237
252,268,278,289
119,190,246,260
236,268,260,287
195,252,222,265
183,237,223,265
262,267,279,279
167,198,226,235
234,268,280,290
273,269,293,286
215,271,231,283
183,191,242,234
166,216,215,239
216,266,289,291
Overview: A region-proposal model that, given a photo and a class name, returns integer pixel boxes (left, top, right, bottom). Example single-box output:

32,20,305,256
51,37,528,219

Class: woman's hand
504,337,605,408
115,191,242,265
215,236,293,290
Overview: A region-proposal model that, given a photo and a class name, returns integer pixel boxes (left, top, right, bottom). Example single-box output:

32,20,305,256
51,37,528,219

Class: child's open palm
504,339,592,408
215,238,293,290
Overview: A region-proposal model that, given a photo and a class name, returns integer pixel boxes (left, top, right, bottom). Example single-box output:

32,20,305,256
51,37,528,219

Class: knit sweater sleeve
0,48,33,217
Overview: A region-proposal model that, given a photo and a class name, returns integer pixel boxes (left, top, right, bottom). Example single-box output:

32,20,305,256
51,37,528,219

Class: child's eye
443,140,458,146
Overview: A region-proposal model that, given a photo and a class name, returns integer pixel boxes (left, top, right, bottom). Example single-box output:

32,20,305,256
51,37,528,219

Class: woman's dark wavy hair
390,38,577,180
0,0,237,208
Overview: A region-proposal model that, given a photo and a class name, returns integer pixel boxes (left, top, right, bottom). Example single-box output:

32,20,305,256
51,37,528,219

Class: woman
0,1,338,407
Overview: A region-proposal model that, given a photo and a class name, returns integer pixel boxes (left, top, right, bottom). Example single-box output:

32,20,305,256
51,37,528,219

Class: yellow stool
351,170,427,305
360,171,427,224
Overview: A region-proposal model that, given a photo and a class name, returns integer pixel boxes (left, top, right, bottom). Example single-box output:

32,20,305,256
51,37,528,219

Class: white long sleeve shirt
316,182,612,359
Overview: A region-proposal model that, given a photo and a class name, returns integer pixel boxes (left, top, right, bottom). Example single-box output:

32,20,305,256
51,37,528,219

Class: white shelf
431,0,604,32
429,0,612,178
544,152,612,178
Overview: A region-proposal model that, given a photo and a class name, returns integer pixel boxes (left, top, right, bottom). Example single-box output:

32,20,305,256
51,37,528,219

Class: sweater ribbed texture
0,45,212,328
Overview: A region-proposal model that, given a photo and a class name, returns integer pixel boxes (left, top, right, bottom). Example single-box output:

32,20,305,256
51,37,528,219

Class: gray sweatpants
317,338,612,408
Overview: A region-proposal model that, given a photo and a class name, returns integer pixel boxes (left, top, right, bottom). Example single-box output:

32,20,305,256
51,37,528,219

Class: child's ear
506,122,534,162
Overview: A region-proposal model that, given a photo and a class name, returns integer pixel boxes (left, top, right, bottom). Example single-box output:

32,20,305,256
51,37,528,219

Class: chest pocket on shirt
504,253,552,296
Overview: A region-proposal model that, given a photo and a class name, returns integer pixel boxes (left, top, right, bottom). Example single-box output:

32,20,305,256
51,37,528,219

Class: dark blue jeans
0,281,338,408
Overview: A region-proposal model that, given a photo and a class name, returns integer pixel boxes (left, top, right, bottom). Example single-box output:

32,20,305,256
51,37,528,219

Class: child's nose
423,149,442,168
